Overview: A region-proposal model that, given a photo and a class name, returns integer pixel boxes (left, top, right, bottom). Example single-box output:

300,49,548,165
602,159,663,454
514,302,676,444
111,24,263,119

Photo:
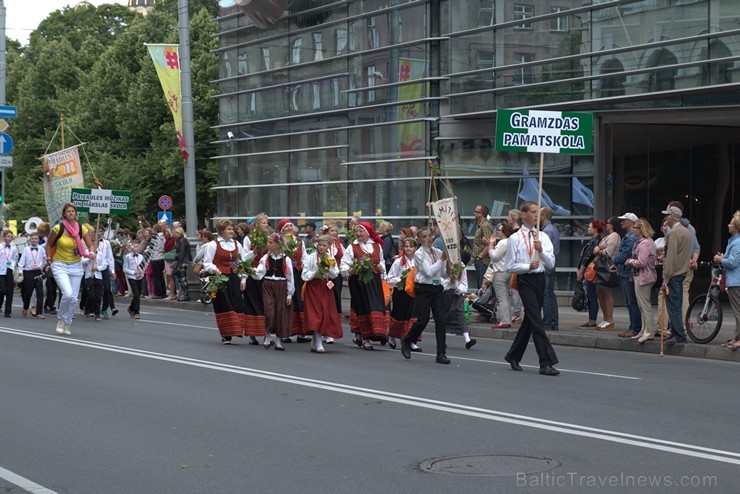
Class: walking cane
659,285,669,358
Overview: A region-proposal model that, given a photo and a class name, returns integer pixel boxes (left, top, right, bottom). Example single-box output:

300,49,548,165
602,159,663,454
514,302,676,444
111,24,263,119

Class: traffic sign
0,120,9,133
158,211,172,224
158,195,173,211
0,133,13,155
0,106,17,119
0,157,12,168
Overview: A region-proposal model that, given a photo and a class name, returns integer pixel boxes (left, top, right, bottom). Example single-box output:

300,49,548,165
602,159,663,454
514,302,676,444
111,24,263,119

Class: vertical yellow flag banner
397,58,426,158
147,44,187,159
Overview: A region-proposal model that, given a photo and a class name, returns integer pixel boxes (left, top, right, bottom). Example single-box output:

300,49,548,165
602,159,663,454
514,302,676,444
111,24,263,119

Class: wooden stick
660,286,668,358
536,152,544,230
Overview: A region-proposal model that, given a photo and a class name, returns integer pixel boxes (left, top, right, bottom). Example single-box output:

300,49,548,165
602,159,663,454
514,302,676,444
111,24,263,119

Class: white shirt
488,237,508,273
255,252,295,297
302,252,339,282
0,243,18,271
19,245,47,271
413,245,445,284
386,255,414,287
505,226,555,275
95,239,115,274
442,267,468,293
201,237,246,275
123,252,145,280
340,240,386,280
240,236,256,262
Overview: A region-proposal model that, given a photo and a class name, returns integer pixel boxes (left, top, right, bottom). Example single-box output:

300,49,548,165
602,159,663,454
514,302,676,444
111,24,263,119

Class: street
2,303,739,493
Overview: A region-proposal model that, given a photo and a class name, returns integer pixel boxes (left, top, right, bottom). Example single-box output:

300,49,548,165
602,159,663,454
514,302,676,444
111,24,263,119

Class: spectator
378,221,398,272
715,211,740,349
614,212,641,338
661,206,691,345
540,207,560,331
303,222,317,245
489,222,514,328
625,218,657,343
471,204,494,288
172,227,192,301
576,220,605,328
666,200,700,322
507,209,521,232
593,217,621,330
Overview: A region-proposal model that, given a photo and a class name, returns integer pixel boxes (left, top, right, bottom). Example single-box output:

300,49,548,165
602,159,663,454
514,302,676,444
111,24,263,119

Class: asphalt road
2,303,739,493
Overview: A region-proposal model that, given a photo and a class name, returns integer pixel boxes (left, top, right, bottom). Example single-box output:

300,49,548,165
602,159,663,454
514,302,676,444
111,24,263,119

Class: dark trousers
666,275,686,340
474,260,487,289
21,269,43,314
128,278,143,314
0,270,14,316
115,265,126,295
584,278,599,321
506,272,558,367
176,265,190,300
84,278,103,316
101,270,116,311
150,260,166,297
542,268,559,329
45,273,58,310
619,276,642,332
403,283,447,355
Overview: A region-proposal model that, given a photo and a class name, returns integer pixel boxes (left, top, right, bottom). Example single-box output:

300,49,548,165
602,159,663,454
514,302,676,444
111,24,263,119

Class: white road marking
2,327,738,466
0,466,58,494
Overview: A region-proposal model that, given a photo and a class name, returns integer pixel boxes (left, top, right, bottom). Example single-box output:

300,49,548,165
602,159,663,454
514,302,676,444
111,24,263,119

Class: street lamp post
178,0,198,240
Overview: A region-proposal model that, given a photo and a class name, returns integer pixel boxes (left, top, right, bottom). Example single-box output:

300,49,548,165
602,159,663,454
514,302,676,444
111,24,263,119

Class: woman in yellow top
45,203,96,335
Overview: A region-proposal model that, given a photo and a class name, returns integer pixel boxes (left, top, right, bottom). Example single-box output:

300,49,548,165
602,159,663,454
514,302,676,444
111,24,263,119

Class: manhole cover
419,455,560,477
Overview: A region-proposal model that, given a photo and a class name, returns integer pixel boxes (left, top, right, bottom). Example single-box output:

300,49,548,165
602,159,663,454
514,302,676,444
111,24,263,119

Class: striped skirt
389,288,418,339
212,274,246,339
262,278,292,338
348,274,388,342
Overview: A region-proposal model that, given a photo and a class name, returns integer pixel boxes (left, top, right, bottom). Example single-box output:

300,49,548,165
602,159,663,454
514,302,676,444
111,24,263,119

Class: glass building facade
215,0,740,292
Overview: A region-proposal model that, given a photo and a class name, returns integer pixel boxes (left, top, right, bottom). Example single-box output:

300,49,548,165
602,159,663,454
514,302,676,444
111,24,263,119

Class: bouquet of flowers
249,229,268,251
316,253,337,278
343,228,356,245
282,233,301,257
234,258,256,276
351,256,375,284
448,262,465,280
398,268,412,291
110,238,131,258
305,242,318,255
203,274,229,300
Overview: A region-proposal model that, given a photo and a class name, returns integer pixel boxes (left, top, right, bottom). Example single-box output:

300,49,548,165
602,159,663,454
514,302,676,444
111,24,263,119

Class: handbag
192,262,203,275
163,250,176,262
593,254,619,288
509,273,518,291
382,280,391,306
571,279,587,311
584,262,597,283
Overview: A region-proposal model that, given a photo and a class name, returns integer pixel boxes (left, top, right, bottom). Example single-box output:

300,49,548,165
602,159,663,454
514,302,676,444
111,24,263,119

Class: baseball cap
661,206,682,219
617,212,638,223
304,221,316,229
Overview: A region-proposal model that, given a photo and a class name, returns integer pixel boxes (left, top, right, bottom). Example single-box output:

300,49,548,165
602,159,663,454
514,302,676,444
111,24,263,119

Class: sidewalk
137,296,740,363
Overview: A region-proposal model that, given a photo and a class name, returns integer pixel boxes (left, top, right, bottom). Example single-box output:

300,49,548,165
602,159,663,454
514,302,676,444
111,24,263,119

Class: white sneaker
63,322,71,336
55,320,65,334
323,336,334,344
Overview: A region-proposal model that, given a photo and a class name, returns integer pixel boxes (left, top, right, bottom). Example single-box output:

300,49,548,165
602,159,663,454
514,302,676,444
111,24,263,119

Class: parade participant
255,233,294,351
149,223,167,298
114,228,129,296
82,244,104,321
400,227,449,364
242,213,267,344
18,232,46,319
123,240,144,319
503,201,559,376
340,221,388,350
0,230,18,317
139,228,154,298
442,261,476,350
714,210,740,349
202,220,248,344
37,222,59,314
489,222,514,329
386,237,419,351
45,202,96,335
95,226,118,319
323,222,344,343
302,235,342,353
279,218,310,343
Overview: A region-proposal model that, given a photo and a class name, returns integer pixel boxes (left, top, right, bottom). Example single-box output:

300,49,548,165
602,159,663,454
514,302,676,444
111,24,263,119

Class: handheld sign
71,188,131,215
495,110,592,155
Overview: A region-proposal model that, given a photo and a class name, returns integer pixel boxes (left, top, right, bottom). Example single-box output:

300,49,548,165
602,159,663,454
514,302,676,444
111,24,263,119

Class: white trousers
51,261,84,325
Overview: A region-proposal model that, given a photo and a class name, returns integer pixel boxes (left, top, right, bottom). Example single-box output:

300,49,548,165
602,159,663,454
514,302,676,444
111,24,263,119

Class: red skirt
348,274,388,342
303,278,343,339
389,288,418,339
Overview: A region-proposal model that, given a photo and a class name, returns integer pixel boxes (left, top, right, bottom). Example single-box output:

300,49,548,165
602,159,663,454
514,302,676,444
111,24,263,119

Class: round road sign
158,195,173,211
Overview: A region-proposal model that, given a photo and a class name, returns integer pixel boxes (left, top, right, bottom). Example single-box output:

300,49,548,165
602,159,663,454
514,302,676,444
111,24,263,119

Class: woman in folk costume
302,235,342,353
321,222,344,344
202,219,247,345
241,213,269,343
278,218,310,343
254,233,294,351
386,237,421,350
340,221,388,350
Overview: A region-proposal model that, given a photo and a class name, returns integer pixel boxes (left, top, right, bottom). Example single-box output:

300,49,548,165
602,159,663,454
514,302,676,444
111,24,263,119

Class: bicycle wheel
685,294,722,344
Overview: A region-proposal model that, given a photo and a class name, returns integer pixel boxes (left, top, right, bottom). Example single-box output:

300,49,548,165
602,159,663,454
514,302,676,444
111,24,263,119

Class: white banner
43,146,84,226
429,197,461,265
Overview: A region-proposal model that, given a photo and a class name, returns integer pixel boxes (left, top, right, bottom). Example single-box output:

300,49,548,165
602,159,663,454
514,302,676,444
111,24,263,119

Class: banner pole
536,151,544,230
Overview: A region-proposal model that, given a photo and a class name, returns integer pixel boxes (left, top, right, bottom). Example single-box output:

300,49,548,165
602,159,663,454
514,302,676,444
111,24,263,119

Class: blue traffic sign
0,133,13,155
0,106,17,119
157,211,172,225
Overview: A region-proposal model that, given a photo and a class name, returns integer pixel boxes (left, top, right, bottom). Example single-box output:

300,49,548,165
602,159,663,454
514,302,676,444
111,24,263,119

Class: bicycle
685,261,725,344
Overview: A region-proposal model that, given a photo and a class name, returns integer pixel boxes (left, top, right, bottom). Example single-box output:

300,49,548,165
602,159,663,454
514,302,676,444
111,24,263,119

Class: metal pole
0,0,6,105
178,0,198,240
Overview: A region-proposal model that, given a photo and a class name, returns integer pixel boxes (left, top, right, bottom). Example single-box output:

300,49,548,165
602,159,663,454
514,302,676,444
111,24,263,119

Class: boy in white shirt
123,241,144,319
18,232,47,318
82,244,105,321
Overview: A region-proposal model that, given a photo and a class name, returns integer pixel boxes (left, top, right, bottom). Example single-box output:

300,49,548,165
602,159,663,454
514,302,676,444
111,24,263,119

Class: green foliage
6,2,218,230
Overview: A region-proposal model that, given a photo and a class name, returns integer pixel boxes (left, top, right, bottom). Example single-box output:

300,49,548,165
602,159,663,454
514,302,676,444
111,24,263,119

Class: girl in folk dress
442,267,476,350
202,220,248,344
242,213,268,344
386,237,420,351
302,235,342,353
322,222,345,344
340,221,388,351
255,234,294,351
278,218,310,343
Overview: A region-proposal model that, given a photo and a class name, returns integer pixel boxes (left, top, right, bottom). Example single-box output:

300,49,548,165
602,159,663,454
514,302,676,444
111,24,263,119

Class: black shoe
111,309,119,316
281,338,292,343
4,314,10,318
400,340,411,359
465,339,477,350
504,355,522,371
221,337,232,345
275,346,285,351
539,365,560,376
296,336,311,343
388,341,397,349
410,346,423,353
548,326,559,332
248,339,259,346
436,354,451,364
380,340,387,346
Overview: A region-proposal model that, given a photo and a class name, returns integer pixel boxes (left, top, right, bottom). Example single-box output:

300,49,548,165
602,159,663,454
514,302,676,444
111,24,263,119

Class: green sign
495,109,593,155
71,188,131,215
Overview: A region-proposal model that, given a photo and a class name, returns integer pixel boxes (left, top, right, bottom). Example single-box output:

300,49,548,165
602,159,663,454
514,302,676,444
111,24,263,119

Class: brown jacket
663,222,691,280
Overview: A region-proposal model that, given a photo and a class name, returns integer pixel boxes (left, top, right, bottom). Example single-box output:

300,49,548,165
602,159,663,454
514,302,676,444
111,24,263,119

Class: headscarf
357,221,383,246
278,218,294,233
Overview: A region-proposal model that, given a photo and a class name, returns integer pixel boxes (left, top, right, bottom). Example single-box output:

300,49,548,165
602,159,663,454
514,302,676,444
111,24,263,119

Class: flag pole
536,151,544,230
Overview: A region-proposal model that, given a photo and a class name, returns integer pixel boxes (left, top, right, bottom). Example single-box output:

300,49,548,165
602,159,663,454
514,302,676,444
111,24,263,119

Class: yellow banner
398,58,426,158
147,44,187,159
43,145,85,226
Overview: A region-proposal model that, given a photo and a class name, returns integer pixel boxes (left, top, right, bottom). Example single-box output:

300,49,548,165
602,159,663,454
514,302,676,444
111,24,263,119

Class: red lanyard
521,229,535,260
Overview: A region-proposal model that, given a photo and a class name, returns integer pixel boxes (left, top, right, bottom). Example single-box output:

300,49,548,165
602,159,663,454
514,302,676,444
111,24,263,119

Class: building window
514,4,534,30
479,0,495,26
550,7,569,32
367,65,377,102
237,51,248,75
313,33,323,61
261,47,271,70
291,84,302,111
513,52,535,85
335,29,347,55
248,93,256,116
312,82,321,110
477,50,495,83
368,16,380,49
600,59,625,97
349,21,359,52
332,78,341,107
291,38,303,65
